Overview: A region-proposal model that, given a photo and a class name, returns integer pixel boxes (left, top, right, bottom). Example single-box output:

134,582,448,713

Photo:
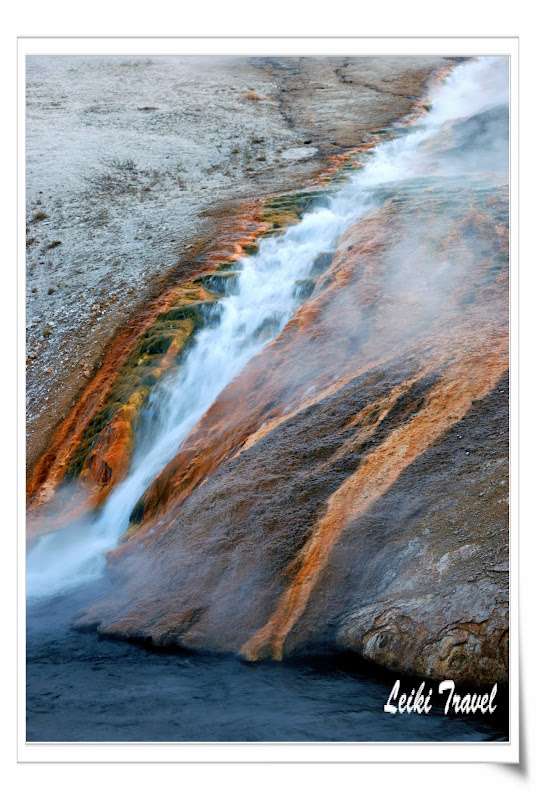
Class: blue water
26,583,508,743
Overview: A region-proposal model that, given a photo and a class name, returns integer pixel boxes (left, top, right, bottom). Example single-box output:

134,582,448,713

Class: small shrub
108,157,137,171
242,91,261,101
47,240,62,249
32,211,47,222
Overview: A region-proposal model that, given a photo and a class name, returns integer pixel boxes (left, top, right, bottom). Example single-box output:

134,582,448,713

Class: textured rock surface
74,162,509,685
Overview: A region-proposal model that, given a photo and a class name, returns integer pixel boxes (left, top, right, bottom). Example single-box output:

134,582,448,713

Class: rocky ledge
26,55,450,475
73,156,509,685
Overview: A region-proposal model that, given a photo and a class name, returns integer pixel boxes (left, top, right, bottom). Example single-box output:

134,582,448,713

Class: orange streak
26,199,266,527
239,339,508,661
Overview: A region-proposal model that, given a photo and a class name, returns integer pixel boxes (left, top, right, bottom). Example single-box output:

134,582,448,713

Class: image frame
17,34,519,764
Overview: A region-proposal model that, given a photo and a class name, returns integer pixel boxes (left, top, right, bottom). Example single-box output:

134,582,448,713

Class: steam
27,56,509,599
426,56,508,126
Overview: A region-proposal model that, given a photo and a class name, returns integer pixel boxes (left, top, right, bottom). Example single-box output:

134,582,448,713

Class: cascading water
26,56,508,600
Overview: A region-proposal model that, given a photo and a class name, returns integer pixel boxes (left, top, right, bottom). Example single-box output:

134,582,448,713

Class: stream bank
26,55,452,474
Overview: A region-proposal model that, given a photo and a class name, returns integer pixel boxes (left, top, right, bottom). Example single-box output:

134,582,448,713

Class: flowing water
27,56,509,742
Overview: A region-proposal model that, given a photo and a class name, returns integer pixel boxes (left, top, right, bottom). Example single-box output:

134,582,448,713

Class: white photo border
17,35,519,764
